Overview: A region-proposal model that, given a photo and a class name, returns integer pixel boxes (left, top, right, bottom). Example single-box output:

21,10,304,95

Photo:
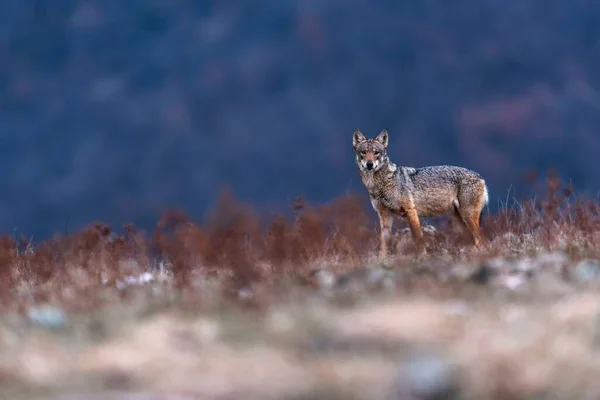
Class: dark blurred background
2,0,600,239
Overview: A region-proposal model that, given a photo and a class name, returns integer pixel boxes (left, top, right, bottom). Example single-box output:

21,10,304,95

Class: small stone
422,225,437,234
310,268,336,290
491,272,528,291
390,350,458,400
237,287,253,300
26,304,69,331
366,266,388,285
115,271,155,289
571,259,600,284
366,267,399,293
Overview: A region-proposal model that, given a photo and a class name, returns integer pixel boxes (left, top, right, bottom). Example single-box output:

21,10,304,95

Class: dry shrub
0,169,599,310
0,236,16,304
152,191,377,292
153,208,204,288
479,170,597,251
204,190,265,282
320,194,377,261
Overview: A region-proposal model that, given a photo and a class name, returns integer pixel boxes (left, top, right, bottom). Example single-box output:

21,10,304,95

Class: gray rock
368,267,399,293
26,304,69,331
312,268,336,290
366,266,388,285
422,225,438,234
491,271,528,292
390,350,458,400
571,259,600,284
237,287,253,300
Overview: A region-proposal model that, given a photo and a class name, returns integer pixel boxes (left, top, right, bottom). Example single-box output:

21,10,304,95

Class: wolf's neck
360,159,399,191
375,158,398,176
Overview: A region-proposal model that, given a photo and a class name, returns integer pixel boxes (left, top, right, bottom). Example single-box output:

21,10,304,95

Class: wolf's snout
366,161,374,170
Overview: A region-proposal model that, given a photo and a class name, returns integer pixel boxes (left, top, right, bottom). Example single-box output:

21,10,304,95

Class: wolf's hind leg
405,208,425,254
456,190,486,247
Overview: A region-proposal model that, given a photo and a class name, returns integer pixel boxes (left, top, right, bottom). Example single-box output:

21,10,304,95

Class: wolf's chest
363,179,401,210
360,169,412,214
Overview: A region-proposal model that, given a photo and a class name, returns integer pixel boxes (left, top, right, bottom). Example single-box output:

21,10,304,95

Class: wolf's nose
366,161,374,170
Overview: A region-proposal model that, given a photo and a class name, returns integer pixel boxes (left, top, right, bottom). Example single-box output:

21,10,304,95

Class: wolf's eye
360,150,366,155
374,151,380,156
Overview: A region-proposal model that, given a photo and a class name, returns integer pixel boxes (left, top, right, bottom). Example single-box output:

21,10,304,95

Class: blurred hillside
2,0,600,239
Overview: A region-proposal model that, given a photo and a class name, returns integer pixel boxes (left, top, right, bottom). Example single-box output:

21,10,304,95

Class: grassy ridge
1,172,600,399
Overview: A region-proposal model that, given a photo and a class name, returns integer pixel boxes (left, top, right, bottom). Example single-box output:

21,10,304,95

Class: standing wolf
353,129,489,259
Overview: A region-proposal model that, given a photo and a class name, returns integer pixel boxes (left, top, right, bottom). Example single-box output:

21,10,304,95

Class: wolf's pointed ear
375,129,388,148
353,129,366,148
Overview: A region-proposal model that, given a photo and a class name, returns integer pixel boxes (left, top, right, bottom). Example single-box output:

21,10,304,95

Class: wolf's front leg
405,208,425,254
377,209,394,261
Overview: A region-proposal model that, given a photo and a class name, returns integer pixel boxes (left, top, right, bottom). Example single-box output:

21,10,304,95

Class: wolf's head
352,129,389,172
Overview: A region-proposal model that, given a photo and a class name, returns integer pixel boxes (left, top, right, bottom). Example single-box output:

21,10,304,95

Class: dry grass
2,172,598,308
2,172,600,399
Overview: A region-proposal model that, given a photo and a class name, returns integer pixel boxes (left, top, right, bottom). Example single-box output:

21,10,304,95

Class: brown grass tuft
0,170,599,311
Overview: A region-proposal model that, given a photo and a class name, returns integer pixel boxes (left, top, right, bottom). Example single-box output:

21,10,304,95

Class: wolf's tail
480,182,490,228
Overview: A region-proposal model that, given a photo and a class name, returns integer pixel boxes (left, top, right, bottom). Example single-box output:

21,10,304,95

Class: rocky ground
3,235,600,400
1,189,600,400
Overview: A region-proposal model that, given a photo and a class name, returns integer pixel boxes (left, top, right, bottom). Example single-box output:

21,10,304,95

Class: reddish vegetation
1,171,599,312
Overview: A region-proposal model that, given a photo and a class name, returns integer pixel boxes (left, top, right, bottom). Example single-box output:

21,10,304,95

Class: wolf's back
406,165,487,217
411,165,483,182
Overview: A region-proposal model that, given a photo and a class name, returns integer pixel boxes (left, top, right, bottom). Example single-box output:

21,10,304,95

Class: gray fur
353,129,489,259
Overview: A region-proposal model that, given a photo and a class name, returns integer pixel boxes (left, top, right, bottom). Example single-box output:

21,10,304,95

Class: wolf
353,128,489,259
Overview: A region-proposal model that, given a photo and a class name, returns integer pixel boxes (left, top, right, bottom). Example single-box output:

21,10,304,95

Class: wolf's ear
375,129,388,148
353,129,366,148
